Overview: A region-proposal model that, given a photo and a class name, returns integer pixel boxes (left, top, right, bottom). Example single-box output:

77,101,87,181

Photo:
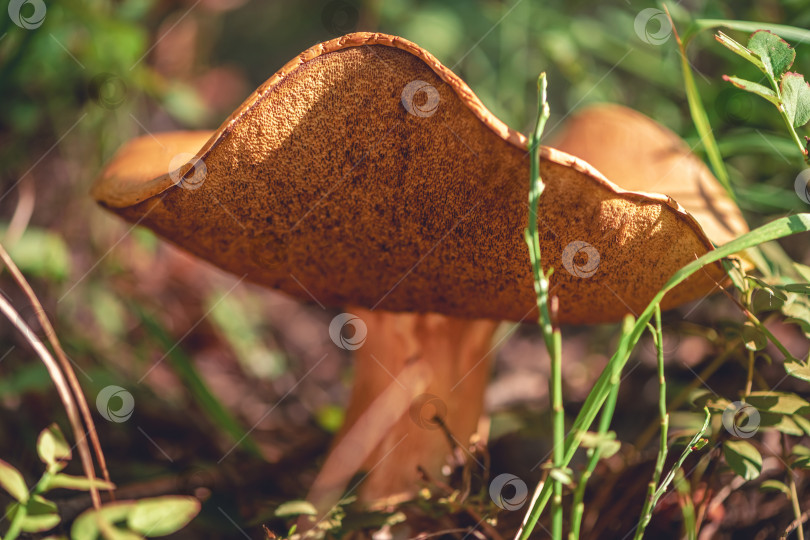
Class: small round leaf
37,424,72,471
748,30,795,79
127,496,200,536
741,322,767,351
759,479,789,495
275,500,318,518
0,459,29,503
723,439,763,481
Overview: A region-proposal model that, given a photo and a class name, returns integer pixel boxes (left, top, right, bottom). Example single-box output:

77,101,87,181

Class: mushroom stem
306,308,499,515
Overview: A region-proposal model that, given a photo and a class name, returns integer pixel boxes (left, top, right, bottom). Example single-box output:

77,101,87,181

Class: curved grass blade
517,213,810,539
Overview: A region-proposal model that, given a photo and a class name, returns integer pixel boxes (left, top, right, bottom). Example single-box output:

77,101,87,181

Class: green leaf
792,445,810,457
11,495,61,533
725,260,746,291
746,275,788,298
599,441,622,458
722,75,779,105
723,440,763,480
715,31,766,72
163,83,208,127
785,359,810,382
792,452,810,469
781,72,810,127
748,30,795,79
127,496,200,537
0,458,29,503
752,288,786,312
794,262,810,282
783,283,810,294
703,396,731,412
716,134,799,161
783,299,810,338
760,479,789,495
783,296,810,316
548,467,574,486
208,291,285,379
275,500,318,518
786,318,810,339
758,412,804,436
694,20,810,45
45,473,116,492
2,227,72,281
741,322,768,351
88,286,129,339
746,391,810,415
520,214,810,532
793,414,810,436
71,502,136,540
315,404,345,434
97,522,142,540
692,438,709,450
579,431,621,458
792,444,810,470
37,424,72,472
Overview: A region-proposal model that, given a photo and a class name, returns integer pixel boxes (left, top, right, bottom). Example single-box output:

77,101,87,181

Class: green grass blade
518,214,810,538
691,20,810,44
521,72,566,540
568,381,620,540
672,28,736,201
134,305,263,457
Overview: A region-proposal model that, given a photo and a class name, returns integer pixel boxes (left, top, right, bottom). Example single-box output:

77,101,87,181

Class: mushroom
550,103,748,246
91,32,744,514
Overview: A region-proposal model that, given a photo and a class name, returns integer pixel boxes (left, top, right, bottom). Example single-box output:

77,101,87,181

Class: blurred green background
1,0,809,537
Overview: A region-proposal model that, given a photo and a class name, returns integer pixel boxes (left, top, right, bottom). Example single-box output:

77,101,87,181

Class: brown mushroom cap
92,32,736,324
550,104,748,246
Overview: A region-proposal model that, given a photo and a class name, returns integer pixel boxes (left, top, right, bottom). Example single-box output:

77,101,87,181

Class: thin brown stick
781,509,809,540
417,466,505,540
409,527,473,539
4,181,35,246
0,294,99,506
0,243,110,507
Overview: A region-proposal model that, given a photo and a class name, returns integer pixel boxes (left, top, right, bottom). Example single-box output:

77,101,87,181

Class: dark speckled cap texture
92,32,744,325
